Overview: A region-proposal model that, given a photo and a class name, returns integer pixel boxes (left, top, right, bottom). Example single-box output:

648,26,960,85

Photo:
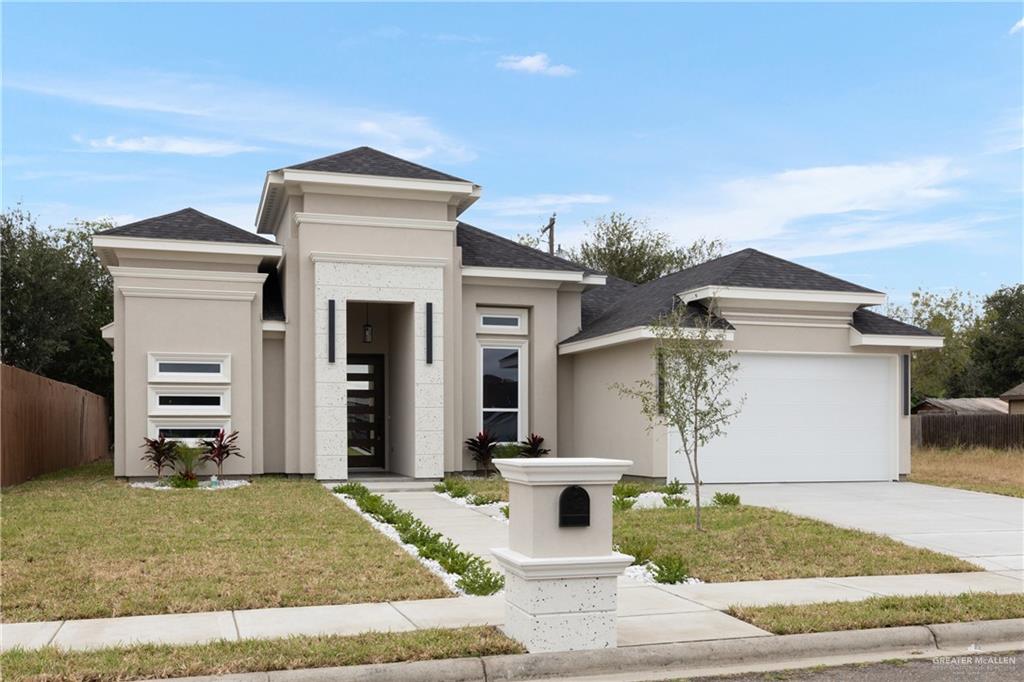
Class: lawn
729,592,1024,634
911,446,1024,498
1,626,522,682
1,461,450,623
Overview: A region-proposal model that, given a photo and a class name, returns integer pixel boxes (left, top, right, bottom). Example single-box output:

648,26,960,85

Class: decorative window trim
148,385,230,417
148,417,231,445
477,307,528,335
478,338,529,443
148,353,231,383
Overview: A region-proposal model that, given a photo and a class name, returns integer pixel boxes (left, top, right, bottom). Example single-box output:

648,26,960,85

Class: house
999,383,1024,415
93,146,943,484
912,398,1010,415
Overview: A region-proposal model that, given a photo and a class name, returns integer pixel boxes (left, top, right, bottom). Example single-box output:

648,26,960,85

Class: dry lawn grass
911,446,1024,498
1,626,522,682
613,506,977,582
1,461,450,623
730,592,1024,634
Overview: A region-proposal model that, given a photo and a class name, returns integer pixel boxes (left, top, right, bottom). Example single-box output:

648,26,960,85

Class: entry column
492,458,633,652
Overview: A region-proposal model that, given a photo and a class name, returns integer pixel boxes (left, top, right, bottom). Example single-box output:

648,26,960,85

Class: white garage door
667,353,897,483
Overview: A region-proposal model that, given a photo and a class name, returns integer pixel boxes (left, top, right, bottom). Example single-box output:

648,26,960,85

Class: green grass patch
613,506,977,582
2,461,450,623
0,626,522,682
729,592,1024,635
439,475,508,502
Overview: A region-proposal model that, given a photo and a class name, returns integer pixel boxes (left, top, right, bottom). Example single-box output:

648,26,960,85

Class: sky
2,2,1022,304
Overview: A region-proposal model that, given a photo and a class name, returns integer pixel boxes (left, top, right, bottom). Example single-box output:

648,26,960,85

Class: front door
347,354,385,469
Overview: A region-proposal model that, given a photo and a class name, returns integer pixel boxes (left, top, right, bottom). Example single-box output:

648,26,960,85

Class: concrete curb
160,618,1024,682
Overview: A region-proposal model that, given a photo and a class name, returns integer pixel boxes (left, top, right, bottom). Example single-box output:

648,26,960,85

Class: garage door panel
667,353,896,483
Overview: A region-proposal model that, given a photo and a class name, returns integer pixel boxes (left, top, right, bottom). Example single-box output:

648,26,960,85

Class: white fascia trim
295,212,457,232
492,548,634,579
679,285,887,307
119,286,257,302
310,251,449,266
108,266,267,283
558,325,735,355
93,235,282,259
262,320,286,332
849,328,944,349
461,266,586,283
281,168,477,197
100,321,115,347
581,274,608,286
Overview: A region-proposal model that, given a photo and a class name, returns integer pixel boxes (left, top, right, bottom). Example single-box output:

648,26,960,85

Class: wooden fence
1,365,110,487
911,413,1024,449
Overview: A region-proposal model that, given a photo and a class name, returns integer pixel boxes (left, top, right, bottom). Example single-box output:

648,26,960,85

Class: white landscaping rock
435,491,509,524
129,480,250,491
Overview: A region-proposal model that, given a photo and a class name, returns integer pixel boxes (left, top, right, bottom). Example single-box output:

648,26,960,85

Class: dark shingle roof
582,275,637,328
851,309,937,337
566,248,880,343
457,222,593,273
96,208,276,245
260,264,285,321
283,146,468,182
1000,382,1024,400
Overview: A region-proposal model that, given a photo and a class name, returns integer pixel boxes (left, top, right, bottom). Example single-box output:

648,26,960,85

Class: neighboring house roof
457,222,593,273
95,208,276,245
566,248,879,343
914,398,1009,415
282,146,469,183
260,265,285,321
1000,382,1024,401
850,309,939,337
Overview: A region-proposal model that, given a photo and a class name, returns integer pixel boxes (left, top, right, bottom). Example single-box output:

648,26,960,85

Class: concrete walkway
703,481,1024,571
3,570,1020,653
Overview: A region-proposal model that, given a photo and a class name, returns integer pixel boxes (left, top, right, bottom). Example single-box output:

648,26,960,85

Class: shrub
140,435,177,480
618,536,657,565
457,558,505,595
713,491,741,507
334,482,369,498
613,481,643,499
492,443,521,459
173,444,203,482
464,431,498,473
199,429,242,477
169,473,199,489
500,505,509,519
660,479,687,495
518,433,550,457
662,494,690,508
612,495,636,511
468,493,502,506
652,556,690,584
439,479,471,498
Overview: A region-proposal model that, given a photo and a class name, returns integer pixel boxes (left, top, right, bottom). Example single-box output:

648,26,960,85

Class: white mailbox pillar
492,458,634,652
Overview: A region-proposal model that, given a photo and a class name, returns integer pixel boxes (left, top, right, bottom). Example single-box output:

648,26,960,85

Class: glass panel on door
347,355,385,468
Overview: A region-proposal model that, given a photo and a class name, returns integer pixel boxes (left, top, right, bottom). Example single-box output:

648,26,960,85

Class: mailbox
558,485,590,527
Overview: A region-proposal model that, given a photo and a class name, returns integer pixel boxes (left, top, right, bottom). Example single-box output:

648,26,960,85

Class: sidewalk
4,569,1020,652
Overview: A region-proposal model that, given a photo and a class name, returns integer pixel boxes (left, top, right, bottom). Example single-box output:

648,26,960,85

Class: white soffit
679,285,887,307
849,327,944,349
558,325,735,355
93,235,281,259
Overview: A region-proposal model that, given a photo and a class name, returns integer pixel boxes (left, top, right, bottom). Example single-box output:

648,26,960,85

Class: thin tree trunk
693,423,703,531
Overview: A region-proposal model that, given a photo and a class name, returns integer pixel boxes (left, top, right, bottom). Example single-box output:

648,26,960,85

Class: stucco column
492,458,633,653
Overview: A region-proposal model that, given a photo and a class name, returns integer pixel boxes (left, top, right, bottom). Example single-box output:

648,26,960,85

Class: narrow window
158,395,221,407
482,346,520,442
901,354,911,416
157,362,220,374
158,427,222,439
656,349,666,415
481,315,519,328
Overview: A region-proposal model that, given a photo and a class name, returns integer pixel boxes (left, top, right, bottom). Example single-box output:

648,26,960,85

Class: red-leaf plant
141,435,178,480
199,429,243,477
518,433,550,458
464,430,498,476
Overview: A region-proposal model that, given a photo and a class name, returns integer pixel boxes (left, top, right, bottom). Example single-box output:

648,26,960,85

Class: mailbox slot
559,485,590,527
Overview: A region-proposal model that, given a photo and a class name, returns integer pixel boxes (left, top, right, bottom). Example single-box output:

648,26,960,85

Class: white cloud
497,53,576,77
81,135,261,156
8,71,474,163
646,158,970,257
478,193,610,216
1010,18,1024,34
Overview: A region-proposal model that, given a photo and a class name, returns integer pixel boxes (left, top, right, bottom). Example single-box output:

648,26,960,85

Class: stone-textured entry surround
313,257,445,480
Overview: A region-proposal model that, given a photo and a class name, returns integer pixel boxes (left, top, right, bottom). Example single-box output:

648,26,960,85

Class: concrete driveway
702,481,1024,571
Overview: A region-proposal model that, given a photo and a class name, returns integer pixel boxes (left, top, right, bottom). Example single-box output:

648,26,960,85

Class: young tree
615,303,744,530
885,289,979,401
568,212,724,284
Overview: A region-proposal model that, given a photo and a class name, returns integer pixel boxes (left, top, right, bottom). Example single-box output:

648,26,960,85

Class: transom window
149,353,230,383
477,307,528,335
158,427,221,439
480,342,528,442
159,395,220,406
158,362,220,374
148,385,230,416
148,417,231,444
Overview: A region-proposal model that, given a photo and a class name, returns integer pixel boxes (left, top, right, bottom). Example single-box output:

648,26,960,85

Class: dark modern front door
347,354,385,469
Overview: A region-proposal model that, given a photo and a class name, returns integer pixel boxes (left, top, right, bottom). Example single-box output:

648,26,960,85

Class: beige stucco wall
262,336,285,473
110,262,266,477
1009,400,1024,415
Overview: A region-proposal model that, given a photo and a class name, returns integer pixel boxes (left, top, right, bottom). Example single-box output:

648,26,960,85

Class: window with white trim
477,307,528,335
149,353,230,383
148,418,231,444
149,385,230,416
479,340,528,442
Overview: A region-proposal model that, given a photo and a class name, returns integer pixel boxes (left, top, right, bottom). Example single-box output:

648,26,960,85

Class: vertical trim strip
328,299,336,363
426,302,434,364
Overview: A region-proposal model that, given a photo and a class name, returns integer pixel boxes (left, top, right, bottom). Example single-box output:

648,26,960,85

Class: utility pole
540,213,556,256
